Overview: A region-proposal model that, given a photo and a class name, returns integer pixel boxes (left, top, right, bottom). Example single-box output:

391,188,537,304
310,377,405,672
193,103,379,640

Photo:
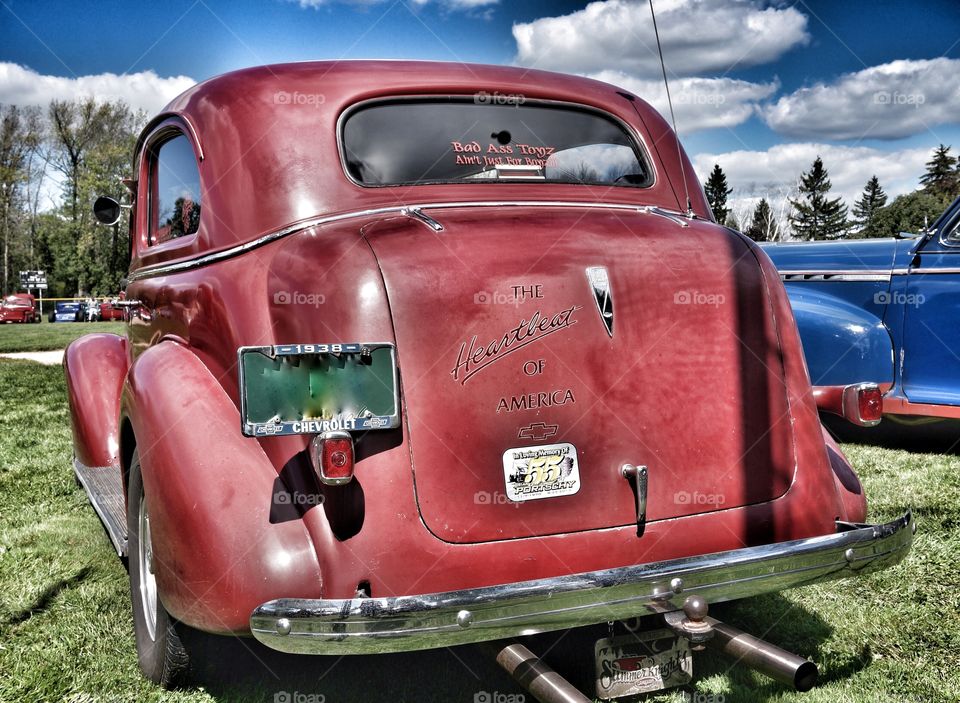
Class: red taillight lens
310,432,355,485
842,383,882,427
858,386,883,424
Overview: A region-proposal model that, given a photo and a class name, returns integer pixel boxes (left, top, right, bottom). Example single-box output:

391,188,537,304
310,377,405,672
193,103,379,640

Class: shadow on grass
2,566,94,627
823,414,960,454
172,594,851,702
179,628,522,702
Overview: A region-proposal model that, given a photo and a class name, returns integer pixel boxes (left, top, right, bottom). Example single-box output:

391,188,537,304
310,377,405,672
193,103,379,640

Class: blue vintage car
761,196,960,423
49,301,81,323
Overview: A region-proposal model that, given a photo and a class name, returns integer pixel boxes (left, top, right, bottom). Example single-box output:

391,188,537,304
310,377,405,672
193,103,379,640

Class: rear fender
64,333,127,468
789,291,894,388
821,426,867,523
121,340,322,634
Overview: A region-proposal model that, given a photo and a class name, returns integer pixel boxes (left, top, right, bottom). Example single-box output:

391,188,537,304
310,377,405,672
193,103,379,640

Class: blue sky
2,0,959,219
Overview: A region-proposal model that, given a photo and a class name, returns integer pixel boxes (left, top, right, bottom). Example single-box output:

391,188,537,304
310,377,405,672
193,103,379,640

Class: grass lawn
0,320,125,353
0,358,957,702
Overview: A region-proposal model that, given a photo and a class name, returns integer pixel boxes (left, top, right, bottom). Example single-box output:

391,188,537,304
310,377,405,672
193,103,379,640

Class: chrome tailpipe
491,641,591,703
706,616,818,692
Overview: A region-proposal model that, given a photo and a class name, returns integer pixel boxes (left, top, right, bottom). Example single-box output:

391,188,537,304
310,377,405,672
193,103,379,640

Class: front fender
122,340,322,634
64,333,127,468
788,290,894,388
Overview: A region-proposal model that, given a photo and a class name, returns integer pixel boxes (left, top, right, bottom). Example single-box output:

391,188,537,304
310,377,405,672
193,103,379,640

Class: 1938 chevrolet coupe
763,195,960,426
66,61,913,698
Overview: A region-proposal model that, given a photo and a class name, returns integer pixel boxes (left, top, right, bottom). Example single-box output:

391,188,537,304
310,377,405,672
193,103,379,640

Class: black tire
127,449,191,688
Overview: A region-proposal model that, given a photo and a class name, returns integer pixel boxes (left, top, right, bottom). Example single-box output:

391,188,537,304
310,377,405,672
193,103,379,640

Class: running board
73,458,127,556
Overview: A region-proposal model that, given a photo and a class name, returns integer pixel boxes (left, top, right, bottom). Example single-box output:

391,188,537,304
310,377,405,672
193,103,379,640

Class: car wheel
127,449,191,688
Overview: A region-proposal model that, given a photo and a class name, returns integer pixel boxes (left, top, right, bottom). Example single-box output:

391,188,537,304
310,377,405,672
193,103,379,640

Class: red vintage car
98,299,126,321
66,61,913,698
0,292,38,323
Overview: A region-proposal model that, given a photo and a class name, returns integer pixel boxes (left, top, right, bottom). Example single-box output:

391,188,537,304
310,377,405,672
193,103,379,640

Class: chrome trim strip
73,457,127,557
127,201,694,282
906,267,960,275
250,511,913,655
778,270,891,282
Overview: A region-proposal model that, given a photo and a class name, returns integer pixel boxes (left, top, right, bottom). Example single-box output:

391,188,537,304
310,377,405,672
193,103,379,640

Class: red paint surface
63,61,869,634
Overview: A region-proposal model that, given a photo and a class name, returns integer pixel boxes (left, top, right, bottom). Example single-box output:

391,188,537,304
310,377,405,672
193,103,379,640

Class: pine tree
703,164,733,225
788,156,849,240
745,198,779,242
919,144,958,198
852,175,888,238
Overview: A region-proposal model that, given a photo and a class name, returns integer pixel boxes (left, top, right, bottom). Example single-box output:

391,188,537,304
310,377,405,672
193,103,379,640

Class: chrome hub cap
138,496,158,640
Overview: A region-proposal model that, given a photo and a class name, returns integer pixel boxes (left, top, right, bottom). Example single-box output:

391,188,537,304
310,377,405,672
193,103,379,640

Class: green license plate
238,343,399,437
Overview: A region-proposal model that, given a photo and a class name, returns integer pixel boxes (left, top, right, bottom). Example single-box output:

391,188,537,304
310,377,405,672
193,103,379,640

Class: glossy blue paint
786,291,893,387
762,238,899,273
761,197,960,418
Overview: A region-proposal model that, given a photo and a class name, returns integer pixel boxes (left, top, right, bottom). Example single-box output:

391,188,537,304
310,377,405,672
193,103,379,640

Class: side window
150,134,201,244
945,217,960,244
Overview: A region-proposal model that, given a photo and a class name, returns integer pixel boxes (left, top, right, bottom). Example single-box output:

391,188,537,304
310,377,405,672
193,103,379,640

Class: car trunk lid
362,205,796,543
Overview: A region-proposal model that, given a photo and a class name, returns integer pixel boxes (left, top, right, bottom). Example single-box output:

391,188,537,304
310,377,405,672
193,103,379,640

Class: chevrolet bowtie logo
518,422,559,441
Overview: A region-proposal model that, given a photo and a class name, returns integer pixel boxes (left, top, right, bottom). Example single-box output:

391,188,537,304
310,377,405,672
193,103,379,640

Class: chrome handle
621,464,648,537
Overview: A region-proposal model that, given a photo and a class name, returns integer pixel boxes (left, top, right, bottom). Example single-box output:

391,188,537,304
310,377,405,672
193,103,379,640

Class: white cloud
294,0,498,8
513,0,809,78
763,58,960,140
691,143,931,233
0,63,195,117
590,70,777,134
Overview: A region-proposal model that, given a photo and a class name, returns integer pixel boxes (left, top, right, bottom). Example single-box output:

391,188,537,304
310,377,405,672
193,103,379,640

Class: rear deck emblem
518,422,559,441
586,266,613,336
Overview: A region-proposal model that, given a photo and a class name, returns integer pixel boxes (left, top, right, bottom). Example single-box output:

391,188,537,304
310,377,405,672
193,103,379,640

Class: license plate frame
238,342,400,437
595,629,693,699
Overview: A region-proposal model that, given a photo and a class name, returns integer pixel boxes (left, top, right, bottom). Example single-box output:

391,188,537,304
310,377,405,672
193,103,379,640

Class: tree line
703,144,960,242
3,94,960,296
0,100,144,297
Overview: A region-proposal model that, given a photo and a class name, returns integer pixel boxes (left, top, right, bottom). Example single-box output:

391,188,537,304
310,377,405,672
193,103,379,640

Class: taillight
310,431,355,485
857,386,883,424
842,383,882,427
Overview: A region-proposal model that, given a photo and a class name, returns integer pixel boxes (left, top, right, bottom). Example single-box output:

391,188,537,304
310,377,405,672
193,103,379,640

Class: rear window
341,99,651,188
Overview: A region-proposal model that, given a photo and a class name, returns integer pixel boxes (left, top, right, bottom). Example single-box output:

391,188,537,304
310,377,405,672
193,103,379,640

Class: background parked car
762,194,960,425
98,299,125,321
0,293,38,323
50,301,81,323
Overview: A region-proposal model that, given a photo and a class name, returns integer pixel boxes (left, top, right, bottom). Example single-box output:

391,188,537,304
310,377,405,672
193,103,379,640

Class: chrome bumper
250,511,914,655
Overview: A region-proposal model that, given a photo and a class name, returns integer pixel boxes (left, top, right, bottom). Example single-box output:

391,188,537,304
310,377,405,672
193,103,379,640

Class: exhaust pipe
491,642,591,703
706,617,818,692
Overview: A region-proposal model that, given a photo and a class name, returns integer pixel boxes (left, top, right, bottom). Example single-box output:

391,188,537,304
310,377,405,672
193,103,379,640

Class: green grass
0,320,125,353
0,358,957,702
